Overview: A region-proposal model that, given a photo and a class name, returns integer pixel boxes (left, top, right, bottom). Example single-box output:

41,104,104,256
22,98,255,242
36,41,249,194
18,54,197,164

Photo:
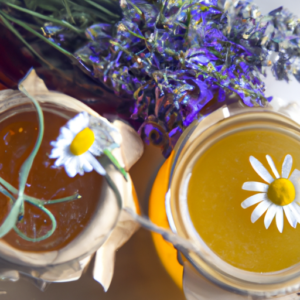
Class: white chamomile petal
49,112,123,177
49,147,63,159
110,130,122,146
292,202,300,217
249,156,274,184
89,142,103,156
50,140,69,150
289,203,300,224
242,181,269,192
276,207,284,233
241,193,268,209
80,155,93,173
264,204,277,229
65,157,78,178
76,158,84,176
60,127,75,142
85,152,106,175
283,205,297,228
266,155,280,179
94,131,118,151
73,157,82,176
67,112,89,134
289,169,300,182
54,151,72,167
89,114,118,133
251,200,272,223
242,154,300,232
289,169,300,205
281,154,293,178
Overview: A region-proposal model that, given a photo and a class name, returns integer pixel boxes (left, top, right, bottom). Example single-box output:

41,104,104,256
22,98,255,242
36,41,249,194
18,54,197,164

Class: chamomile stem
0,177,18,195
18,86,44,198
13,206,57,242
24,194,81,207
43,194,81,205
0,183,78,241
0,186,15,204
25,193,80,206
2,187,58,242
0,176,80,206
103,149,128,181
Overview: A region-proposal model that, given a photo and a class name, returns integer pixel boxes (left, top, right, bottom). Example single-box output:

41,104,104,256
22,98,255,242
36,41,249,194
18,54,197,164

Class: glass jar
0,70,141,290
162,101,300,299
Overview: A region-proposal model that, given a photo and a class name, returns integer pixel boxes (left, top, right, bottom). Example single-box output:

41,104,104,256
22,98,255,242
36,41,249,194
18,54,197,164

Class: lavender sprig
78,0,297,155
3,0,300,156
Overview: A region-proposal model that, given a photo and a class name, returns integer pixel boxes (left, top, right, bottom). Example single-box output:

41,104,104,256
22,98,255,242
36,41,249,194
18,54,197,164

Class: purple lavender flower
75,0,300,156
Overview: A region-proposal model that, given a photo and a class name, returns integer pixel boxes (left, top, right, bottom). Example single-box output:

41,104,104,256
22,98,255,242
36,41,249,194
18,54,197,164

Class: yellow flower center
267,178,296,206
70,127,95,156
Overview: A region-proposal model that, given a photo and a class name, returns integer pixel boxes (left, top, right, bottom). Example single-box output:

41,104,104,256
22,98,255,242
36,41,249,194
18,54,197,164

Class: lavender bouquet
1,0,300,156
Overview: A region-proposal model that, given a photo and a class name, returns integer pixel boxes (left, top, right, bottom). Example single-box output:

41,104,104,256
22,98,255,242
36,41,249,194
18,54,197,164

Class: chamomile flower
241,155,300,233
49,112,121,177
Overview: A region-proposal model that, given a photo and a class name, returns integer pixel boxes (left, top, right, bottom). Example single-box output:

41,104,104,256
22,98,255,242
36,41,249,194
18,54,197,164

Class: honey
188,129,300,273
0,107,103,252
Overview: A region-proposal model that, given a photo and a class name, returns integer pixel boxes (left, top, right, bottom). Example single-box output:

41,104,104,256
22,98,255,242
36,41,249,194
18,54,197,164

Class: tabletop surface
0,0,299,299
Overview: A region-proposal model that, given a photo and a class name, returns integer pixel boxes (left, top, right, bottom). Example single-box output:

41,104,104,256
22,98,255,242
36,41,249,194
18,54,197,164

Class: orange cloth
149,152,183,289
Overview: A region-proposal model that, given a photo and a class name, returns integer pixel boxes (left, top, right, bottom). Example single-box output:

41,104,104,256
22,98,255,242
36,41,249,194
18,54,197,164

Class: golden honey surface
188,129,300,272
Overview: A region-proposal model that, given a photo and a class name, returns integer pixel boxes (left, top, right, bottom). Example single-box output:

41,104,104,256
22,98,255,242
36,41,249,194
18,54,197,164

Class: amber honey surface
188,129,300,272
0,108,103,252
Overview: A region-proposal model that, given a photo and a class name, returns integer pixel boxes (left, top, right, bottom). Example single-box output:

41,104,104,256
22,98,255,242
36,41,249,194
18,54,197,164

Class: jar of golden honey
150,101,300,299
